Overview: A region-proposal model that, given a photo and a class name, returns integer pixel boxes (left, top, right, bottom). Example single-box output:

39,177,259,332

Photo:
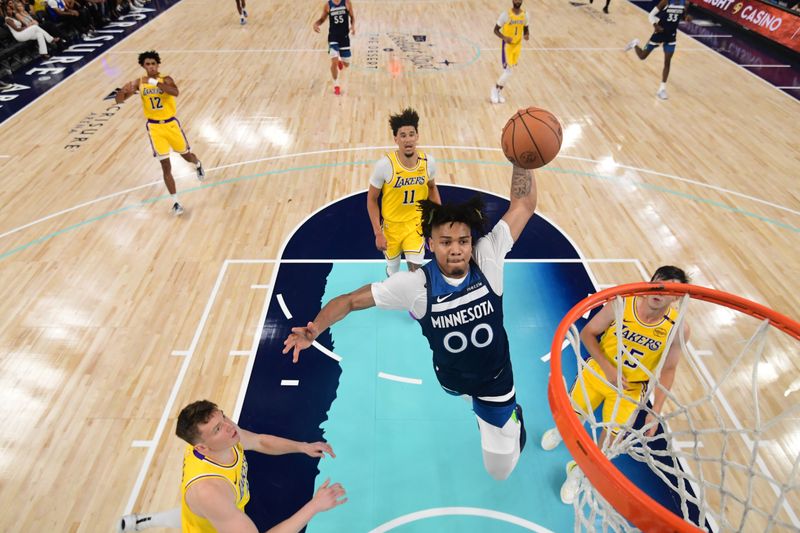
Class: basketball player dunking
366,108,441,276
624,0,692,100
285,162,539,481
313,0,355,96
115,51,204,216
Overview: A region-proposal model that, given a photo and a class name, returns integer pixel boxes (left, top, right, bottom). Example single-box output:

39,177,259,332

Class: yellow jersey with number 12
180,443,250,533
140,75,177,121
597,296,678,383
380,150,431,224
501,9,528,46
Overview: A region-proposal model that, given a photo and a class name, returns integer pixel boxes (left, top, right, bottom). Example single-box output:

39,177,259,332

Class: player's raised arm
282,283,376,362
500,164,537,242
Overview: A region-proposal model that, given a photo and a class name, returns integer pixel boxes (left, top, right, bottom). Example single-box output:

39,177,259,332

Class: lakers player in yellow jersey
115,51,205,216
367,108,441,276
119,400,346,532
540,266,692,505
491,0,529,104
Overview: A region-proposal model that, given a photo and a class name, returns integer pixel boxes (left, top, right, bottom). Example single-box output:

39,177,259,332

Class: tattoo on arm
511,166,532,198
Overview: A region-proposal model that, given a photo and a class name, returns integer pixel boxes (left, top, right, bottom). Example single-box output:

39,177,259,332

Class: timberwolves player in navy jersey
284,163,538,480
313,0,356,95
624,0,692,100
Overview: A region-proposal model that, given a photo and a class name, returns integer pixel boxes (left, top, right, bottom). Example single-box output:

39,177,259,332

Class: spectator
45,0,93,37
16,0,64,40
4,0,60,58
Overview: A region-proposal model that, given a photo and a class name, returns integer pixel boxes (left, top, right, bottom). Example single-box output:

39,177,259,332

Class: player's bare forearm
266,503,317,533
255,434,305,456
159,78,179,96
652,366,676,413
493,26,505,40
428,182,441,205
366,194,383,236
313,285,376,339
501,165,537,241
510,165,536,208
580,329,617,380
114,82,134,103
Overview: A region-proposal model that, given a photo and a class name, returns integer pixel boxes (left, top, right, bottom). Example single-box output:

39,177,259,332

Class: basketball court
0,0,797,531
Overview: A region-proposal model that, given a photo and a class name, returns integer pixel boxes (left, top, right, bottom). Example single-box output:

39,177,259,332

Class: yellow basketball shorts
569,358,646,430
502,42,521,68
382,219,424,261
146,118,190,160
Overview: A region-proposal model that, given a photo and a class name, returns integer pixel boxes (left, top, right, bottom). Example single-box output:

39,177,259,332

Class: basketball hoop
547,282,800,532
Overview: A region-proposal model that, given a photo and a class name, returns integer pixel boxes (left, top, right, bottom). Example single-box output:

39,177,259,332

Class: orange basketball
501,107,563,169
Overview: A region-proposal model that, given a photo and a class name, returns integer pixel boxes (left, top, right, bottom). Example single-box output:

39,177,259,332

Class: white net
555,289,800,533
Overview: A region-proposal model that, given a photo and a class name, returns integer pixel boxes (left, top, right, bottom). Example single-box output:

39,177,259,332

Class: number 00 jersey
139,75,176,121
380,150,431,223
417,259,511,397
597,296,678,383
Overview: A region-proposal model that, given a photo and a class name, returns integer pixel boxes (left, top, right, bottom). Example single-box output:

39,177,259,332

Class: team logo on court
362,32,479,74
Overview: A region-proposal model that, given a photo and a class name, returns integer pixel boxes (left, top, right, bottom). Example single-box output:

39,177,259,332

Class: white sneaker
497,92,506,103
118,514,148,532
490,87,499,104
560,460,581,505
242,8,248,17
657,88,668,100
240,16,246,25
171,202,185,216
541,427,562,451
623,38,639,52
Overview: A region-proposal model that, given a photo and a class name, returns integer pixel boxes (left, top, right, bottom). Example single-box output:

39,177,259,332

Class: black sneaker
196,162,205,181
515,404,527,452
171,202,185,216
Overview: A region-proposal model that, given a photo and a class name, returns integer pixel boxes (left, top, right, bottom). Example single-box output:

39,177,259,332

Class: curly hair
138,50,161,66
389,108,420,136
418,195,489,240
175,400,218,445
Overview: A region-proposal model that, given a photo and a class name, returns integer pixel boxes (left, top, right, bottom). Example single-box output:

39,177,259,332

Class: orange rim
547,282,800,531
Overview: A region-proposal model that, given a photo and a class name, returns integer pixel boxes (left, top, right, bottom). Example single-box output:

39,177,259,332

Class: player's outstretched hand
311,479,347,513
313,22,321,33
282,321,319,362
301,441,336,458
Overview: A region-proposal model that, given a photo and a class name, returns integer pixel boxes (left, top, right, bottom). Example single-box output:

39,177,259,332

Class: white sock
171,194,178,203
497,67,513,87
131,507,181,529
659,82,667,91
386,256,401,276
